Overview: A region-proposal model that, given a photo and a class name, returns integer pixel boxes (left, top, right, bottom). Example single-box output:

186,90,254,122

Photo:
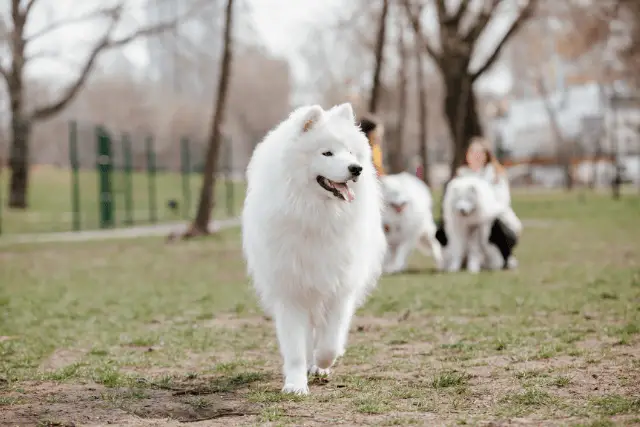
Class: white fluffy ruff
242,105,386,316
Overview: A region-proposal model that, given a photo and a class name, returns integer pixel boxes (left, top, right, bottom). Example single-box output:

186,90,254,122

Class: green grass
0,191,639,425
0,165,245,235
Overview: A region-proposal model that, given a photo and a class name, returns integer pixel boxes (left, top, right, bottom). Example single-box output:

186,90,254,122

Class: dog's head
289,103,371,203
381,175,409,214
450,182,479,218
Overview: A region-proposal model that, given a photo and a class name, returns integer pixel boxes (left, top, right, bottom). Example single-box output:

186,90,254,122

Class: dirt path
0,217,241,246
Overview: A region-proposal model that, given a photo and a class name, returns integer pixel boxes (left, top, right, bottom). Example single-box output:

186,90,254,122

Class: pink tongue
335,183,355,202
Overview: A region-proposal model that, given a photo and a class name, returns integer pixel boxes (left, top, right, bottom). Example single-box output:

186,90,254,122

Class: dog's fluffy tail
417,221,444,270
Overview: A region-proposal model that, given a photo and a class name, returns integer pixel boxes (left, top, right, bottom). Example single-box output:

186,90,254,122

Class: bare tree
403,0,538,173
619,0,640,86
536,77,574,190
0,0,203,209
389,19,408,174
368,0,389,114
185,0,235,237
413,6,430,186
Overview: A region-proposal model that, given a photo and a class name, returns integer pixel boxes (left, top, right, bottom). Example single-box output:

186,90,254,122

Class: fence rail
0,121,244,236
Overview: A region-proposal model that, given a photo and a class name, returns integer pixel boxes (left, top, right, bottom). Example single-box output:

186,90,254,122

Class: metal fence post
69,121,81,231
180,137,191,219
96,126,115,228
122,133,134,225
146,136,157,223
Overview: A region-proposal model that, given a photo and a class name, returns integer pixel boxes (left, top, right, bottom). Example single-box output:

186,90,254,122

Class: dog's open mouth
317,176,355,202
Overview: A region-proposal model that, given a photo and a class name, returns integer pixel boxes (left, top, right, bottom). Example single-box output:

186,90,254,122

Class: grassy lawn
1,191,639,426
0,165,245,235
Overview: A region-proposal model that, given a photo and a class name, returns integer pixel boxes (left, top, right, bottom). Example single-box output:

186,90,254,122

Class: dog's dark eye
322,151,333,157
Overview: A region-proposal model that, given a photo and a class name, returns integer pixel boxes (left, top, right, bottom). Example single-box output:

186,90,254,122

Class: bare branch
434,0,448,26
24,49,83,68
0,10,10,89
24,4,123,43
401,0,442,65
30,18,116,121
0,64,8,83
471,0,538,81
462,0,501,43
451,0,471,26
29,0,207,121
23,0,40,17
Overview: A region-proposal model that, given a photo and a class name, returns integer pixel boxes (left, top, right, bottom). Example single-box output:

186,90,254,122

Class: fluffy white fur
441,175,505,273
241,103,387,395
457,165,523,237
380,172,443,273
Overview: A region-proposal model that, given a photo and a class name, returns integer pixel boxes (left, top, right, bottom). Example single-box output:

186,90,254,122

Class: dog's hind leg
384,241,413,274
417,228,444,271
274,303,311,395
313,294,357,374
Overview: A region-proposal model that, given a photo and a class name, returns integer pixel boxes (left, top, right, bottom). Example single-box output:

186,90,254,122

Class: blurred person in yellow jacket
357,117,385,176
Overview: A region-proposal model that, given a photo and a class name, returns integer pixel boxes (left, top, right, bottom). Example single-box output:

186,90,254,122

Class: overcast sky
6,0,513,96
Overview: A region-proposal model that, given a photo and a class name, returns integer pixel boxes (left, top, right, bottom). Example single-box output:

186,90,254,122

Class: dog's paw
506,256,518,270
445,264,460,273
467,261,481,274
308,365,331,377
282,383,309,395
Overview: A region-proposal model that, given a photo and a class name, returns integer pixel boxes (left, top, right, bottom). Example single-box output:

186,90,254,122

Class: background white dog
242,103,387,395
381,172,442,273
442,175,504,273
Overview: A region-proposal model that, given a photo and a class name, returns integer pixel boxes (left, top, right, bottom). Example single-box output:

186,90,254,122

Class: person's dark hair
357,117,377,136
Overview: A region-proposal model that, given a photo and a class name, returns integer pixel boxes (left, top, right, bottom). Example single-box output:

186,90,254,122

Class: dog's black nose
348,164,363,176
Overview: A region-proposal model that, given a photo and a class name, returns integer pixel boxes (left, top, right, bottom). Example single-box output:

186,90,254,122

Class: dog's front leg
382,244,398,274
384,240,413,274
274,303,310,395
312,294,357,375
445,231,465,273
444,220,467,272
466,228,483,274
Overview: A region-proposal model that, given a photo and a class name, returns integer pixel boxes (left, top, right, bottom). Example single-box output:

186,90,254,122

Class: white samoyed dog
441,175,505,273
241,103,387,395
380,172,443,273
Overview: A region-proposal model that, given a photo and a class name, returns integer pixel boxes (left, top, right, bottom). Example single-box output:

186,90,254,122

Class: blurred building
498,15,639,163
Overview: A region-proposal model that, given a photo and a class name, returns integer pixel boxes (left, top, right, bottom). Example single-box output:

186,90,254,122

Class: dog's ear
301,105,324,133
330,103,355,123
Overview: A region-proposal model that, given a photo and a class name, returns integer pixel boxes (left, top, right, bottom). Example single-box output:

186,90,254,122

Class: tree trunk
443,73,483,175
368,0,389,114
8,114,31,209
183,0,234,238
589,137,603,189
415,50,429,186
6,1,29,209
537,77,574,191
389,23,407,174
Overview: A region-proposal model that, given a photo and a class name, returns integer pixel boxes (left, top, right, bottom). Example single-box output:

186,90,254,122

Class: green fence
0,121,244,236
